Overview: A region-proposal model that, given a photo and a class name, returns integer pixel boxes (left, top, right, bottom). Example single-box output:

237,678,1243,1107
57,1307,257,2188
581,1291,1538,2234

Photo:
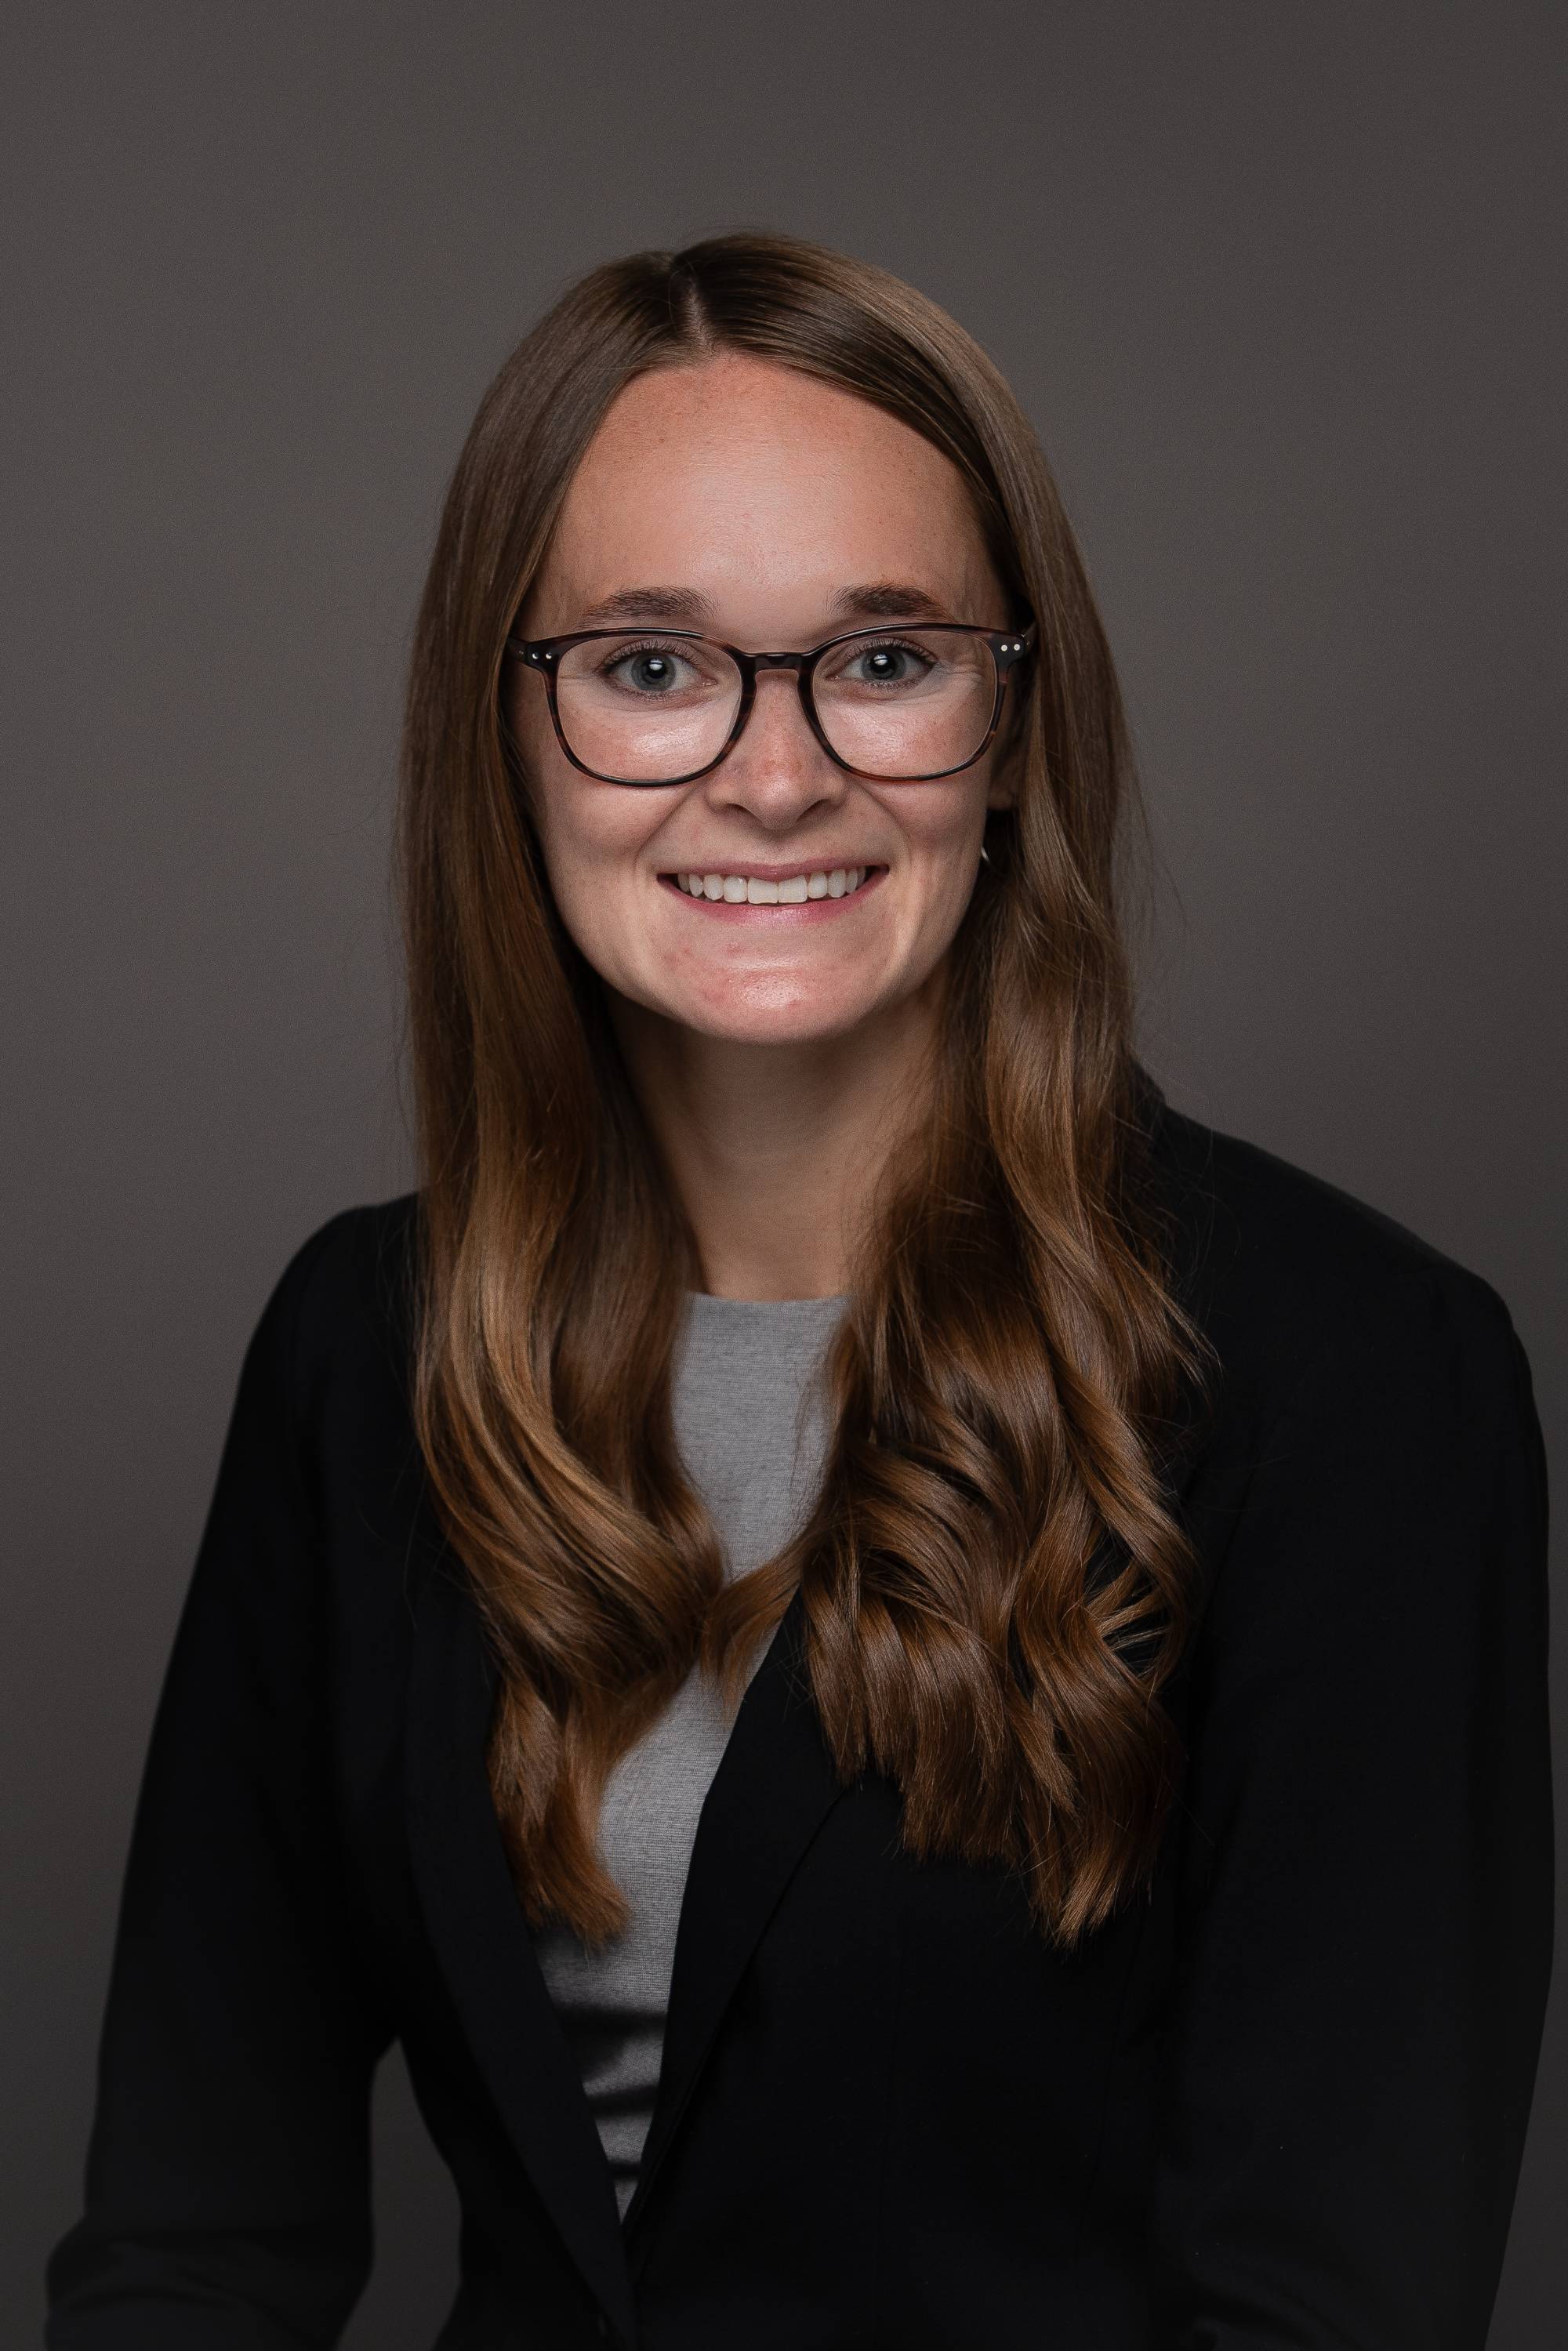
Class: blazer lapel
622,1584,849,2252
403,1526,637,2349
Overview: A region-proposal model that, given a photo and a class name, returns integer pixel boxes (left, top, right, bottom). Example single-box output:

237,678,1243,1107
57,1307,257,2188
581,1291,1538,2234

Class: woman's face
510,351,1019,1050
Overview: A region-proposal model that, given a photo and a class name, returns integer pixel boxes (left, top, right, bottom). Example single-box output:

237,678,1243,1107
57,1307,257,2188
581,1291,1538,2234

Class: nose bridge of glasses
748,648,811,677
720,650,840,784
736,651,824,752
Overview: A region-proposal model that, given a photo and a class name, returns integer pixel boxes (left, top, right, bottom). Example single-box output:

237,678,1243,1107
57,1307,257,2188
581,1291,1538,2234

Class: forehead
534,351,997,615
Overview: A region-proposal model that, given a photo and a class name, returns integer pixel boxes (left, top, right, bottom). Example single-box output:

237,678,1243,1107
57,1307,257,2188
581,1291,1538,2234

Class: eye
590,637,725,696
829,637,939,690
613,648,681,694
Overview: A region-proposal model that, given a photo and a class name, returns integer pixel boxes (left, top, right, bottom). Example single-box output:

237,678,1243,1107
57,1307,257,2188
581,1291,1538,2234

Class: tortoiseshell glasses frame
503,617,1037,785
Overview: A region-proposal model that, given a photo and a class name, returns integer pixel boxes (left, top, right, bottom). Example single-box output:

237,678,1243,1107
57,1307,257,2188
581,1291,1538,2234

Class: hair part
397,229,1216,1951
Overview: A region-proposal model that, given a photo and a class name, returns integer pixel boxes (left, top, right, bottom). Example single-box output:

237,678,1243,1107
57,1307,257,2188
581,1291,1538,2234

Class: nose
700,668,845,828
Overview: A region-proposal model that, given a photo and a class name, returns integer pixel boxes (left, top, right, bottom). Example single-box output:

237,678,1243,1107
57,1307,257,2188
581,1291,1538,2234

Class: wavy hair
397,232,1216,1953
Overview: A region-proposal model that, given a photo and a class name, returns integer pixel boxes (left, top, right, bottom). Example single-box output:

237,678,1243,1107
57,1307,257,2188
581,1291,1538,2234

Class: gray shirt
528,1286,848,2219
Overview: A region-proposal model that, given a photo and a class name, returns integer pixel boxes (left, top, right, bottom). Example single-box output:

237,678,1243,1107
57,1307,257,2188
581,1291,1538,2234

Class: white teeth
674,867,868,901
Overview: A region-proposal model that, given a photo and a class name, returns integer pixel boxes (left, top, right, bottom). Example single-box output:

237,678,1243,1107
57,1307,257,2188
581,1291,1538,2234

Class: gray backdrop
5,4,1563,2343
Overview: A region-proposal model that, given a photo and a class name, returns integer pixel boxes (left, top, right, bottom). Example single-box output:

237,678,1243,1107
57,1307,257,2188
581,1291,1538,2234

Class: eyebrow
829,582,954,622
576,586,715,626
572,581,958,632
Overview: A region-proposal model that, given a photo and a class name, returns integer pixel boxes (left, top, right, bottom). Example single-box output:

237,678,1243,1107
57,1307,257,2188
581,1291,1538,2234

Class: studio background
5,5,1563,2344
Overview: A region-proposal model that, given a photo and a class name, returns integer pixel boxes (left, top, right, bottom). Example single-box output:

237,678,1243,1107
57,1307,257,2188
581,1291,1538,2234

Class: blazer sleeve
1149,1259,1554,2349
44,1220,396,2350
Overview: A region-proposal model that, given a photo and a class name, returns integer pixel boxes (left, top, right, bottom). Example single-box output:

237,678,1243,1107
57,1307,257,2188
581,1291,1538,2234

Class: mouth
656,863,887,915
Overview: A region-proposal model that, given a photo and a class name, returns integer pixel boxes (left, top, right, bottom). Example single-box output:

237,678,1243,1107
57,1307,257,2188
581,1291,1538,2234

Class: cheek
901,770,993,875
535,799,649,922
516,745,667,978
901,776,996,947
532,824,641,998
510,694,620,872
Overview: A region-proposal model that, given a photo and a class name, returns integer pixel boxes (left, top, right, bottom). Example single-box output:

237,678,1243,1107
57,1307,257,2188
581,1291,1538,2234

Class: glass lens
812,627,997,778
554,635,742,781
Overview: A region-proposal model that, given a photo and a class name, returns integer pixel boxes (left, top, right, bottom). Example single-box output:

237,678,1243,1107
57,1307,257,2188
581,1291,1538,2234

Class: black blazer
44,1087,1554,2350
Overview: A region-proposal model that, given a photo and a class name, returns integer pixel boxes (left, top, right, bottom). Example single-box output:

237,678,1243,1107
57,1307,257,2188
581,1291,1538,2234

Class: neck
606,973,944,1302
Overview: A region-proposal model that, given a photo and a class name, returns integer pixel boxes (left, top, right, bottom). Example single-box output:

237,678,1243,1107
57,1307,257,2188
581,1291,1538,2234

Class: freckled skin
512,353,1017,1044
507,351,1021,1297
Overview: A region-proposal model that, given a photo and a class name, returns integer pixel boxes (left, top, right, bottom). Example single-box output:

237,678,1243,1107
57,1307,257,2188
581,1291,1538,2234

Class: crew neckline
683,1287,850,1312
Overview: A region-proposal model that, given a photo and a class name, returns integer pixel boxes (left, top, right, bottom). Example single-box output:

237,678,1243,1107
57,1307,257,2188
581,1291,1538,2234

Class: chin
674,992,880,1047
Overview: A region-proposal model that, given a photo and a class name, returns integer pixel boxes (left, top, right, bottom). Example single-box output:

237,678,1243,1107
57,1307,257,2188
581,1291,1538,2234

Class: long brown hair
397,232,1215,1954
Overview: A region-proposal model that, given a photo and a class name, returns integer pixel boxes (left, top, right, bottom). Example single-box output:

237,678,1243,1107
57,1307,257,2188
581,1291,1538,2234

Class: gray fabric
529,1288,848,2220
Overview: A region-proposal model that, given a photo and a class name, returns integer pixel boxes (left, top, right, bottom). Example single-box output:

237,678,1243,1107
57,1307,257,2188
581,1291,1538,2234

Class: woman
45,234,1552,2350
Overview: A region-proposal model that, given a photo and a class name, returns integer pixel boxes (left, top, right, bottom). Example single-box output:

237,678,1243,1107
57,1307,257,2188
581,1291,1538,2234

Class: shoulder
1138,1088,1546,1693
273,1190,419,1332
1138,1079,1526,1439
245,1193,423,1480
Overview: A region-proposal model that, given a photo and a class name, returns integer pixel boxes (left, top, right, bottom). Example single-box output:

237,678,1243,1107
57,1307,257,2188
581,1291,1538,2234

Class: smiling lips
670,864,873,903
657,865,885,916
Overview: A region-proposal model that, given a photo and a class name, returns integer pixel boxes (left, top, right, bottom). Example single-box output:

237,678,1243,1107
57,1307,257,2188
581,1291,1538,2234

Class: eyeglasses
503,618,1036,786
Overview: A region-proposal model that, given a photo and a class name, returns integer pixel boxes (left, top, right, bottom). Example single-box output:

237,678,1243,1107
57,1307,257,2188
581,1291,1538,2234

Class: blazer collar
405,1520,845,2342
403,1529,637,2344
621,1584,845,2260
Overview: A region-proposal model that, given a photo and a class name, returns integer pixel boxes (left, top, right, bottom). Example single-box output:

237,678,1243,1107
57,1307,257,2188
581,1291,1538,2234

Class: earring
979,844,992,865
